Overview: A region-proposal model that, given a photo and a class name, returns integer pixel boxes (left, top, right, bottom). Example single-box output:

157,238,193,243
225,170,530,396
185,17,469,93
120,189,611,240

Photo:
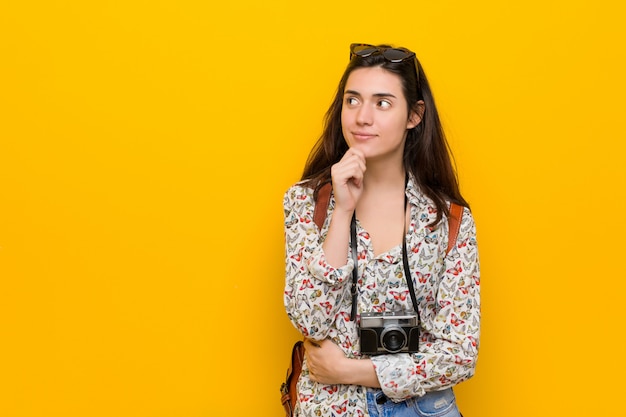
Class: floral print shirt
283,177,480,417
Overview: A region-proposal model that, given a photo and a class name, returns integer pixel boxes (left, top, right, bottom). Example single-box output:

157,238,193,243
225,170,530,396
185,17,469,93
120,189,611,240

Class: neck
362,161,406,190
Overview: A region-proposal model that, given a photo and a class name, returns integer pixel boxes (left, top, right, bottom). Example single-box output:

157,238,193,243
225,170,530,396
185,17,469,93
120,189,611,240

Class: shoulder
452,203,475,225
449,204,478,247
283,181,316,210
284,181,314,200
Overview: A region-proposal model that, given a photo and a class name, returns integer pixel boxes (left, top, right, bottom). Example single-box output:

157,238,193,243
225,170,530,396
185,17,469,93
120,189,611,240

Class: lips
352,132,376,140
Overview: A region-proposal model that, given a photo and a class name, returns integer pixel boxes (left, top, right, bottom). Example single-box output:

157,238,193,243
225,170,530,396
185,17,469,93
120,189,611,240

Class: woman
283,43,480,417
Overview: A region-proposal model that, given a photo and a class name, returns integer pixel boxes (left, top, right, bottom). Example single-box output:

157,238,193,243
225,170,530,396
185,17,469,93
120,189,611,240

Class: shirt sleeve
370,207,480,401
283,185,355,341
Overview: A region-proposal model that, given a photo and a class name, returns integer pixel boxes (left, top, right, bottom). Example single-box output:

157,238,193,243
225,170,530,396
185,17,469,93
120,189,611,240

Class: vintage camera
359,311,419,355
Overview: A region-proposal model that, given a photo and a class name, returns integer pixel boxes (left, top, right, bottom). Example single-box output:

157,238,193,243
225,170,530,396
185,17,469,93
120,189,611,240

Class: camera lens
380,326,407,353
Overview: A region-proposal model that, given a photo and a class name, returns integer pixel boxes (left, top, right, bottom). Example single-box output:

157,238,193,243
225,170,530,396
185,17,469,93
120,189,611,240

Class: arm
284,149,367,340
321,148,366,268
371,207,481,401
303,339,381,387
283,185,354,341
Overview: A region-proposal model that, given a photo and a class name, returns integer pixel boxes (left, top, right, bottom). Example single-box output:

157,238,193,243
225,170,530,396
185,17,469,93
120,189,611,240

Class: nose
356,104,373,126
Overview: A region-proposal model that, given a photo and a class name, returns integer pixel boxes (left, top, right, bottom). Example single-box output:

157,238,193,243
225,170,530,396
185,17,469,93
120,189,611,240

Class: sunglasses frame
349,43,416,63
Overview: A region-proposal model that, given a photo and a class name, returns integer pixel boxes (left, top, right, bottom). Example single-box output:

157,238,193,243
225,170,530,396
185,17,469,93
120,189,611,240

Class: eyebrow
344,89,397,99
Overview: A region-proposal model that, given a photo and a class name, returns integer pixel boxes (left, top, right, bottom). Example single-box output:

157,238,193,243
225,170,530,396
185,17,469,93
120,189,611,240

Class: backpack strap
313,183,332,231
446,203,463,256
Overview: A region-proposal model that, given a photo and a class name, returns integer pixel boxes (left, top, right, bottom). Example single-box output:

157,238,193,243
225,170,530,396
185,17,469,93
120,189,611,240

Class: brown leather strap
280,340,305,417
313,183,332,230
446,203,463,256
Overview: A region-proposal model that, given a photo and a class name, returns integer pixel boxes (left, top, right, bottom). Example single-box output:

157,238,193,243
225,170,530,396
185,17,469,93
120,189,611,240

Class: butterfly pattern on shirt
283,177,480,417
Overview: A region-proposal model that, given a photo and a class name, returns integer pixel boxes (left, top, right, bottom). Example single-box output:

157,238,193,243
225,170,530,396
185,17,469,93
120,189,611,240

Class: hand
304,339,381,387
330,148,366,214
304,338,349,385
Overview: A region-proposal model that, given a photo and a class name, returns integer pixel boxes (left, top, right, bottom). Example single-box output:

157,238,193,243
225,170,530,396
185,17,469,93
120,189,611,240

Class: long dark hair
301,44,468,224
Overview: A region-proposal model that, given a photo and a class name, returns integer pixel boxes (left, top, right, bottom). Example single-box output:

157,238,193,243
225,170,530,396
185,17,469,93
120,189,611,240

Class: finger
344,147,365,160
332,159,366,183
345,152,367,174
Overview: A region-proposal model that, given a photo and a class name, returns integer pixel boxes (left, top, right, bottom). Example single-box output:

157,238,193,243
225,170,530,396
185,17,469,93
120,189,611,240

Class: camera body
359,311,419,355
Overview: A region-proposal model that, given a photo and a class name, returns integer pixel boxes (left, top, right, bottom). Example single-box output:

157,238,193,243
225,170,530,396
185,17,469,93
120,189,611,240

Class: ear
407,100,425,129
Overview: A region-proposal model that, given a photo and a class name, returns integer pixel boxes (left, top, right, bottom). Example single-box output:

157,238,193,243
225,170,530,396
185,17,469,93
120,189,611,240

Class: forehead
344,66,405,96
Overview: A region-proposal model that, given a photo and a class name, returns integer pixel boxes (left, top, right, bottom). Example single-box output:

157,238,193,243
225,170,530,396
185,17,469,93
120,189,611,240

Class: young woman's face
341,66,420,162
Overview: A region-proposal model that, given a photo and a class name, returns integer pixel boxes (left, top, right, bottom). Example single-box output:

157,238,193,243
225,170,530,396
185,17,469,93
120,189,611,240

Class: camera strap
401,212,420,320
348,195,417,321
349,212,359,321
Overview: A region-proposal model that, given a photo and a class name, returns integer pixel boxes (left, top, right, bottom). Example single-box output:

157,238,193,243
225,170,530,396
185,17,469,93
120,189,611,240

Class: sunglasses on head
350,43,416,63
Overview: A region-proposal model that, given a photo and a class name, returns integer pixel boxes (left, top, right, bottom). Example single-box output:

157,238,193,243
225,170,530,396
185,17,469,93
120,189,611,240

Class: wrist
330,207,354,223
327,208,354,236
341,358,379,387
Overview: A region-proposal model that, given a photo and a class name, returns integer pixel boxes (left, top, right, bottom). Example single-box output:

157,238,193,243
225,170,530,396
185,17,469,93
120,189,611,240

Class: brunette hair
301,44,468,224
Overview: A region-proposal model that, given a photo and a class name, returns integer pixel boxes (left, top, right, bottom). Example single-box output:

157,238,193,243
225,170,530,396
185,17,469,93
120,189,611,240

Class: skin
307,66,424,387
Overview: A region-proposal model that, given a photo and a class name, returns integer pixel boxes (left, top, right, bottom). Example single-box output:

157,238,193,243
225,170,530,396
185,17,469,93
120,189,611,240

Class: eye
345,97,360,106
378,100,391,109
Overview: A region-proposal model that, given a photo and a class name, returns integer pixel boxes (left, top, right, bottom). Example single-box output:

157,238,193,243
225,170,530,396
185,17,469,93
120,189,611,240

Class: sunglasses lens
352,44,378,58
383,48,411,62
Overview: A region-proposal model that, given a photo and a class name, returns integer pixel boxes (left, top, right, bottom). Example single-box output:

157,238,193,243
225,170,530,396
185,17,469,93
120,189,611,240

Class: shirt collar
405,174,430,209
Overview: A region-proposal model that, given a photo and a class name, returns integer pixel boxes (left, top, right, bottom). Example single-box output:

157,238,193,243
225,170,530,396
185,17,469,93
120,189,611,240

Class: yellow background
1,1,625,416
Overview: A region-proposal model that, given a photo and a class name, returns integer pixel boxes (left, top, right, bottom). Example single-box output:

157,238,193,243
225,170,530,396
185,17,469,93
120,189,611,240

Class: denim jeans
366,387,461,417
